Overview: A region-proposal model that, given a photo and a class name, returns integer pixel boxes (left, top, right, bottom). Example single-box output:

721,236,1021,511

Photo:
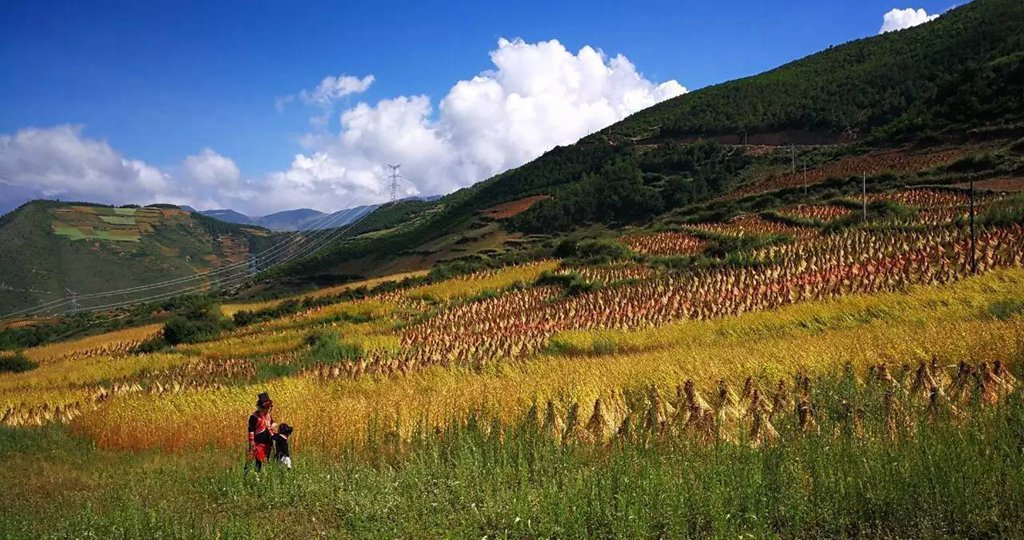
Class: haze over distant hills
198,196,441,231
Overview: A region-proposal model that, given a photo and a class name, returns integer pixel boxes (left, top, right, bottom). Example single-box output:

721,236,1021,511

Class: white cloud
276,74,376,114
0,125,174,205
184,148,240,187
0,126,233,211
300,74,376,107
255,38,686,214
1,38,686,216
879,8,939,33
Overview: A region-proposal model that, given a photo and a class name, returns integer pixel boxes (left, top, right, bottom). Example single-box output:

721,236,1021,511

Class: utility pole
803,163,808,197
862,173,867,221
791,145,796,175
386,164,402,203
969,178,977,275
65,288,78,315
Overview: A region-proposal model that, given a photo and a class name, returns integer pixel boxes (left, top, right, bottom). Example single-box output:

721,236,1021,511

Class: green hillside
262,0,1024,289
0,201,281,315
605,0,1024,142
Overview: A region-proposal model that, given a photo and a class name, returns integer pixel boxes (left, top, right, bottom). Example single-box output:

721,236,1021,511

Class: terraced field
3,187,1024,537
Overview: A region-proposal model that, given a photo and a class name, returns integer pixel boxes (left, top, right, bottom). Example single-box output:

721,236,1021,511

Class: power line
1,204,377,318
3,206,360,316
28,207,375,317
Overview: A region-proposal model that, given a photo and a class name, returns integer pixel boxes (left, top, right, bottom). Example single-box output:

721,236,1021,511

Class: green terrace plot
98,216,136,226
52,226,140,242
48,206,177,243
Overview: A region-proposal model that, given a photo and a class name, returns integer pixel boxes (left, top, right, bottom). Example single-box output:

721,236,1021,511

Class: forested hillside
605,0,1024,141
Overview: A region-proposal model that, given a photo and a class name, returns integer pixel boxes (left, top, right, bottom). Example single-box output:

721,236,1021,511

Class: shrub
553,239,579,258
0,352,37,373
232,310,258,327
534,270,602,296
162,305,231,345
569,239,632,264
307,330,363,364
988,299,1024,321
980,193,1024,227
135,336,170,354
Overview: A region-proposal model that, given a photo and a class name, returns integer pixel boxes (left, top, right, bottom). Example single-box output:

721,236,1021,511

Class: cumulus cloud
0,125,173,205
183,148,240,187
301,74,376,107
1,38,686,216
254,38,686,214
0,126,235,211
276,74,375,114
879,8,939,33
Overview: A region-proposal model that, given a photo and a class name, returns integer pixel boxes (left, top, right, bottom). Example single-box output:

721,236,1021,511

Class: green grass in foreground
2,373,1024,539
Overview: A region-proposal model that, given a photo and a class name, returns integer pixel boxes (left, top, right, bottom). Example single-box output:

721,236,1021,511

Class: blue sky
0,1,956,214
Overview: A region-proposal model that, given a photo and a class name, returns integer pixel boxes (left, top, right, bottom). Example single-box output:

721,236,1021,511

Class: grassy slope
63,269,1024,451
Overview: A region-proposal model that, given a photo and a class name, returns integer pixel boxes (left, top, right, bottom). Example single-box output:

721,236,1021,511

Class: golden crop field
402,260,558,301
21,323,162,364
220,270,430,315
64,267,1024,452
4,216,1024,539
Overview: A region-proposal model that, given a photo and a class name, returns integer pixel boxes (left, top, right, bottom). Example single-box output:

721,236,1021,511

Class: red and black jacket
248,411,273,447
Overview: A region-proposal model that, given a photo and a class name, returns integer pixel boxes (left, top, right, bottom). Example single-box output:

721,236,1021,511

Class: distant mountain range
198,196,441,231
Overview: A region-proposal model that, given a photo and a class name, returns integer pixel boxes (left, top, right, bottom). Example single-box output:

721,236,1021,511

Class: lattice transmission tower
386,164,402,202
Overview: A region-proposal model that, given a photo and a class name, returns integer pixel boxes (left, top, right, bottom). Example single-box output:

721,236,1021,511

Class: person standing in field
247,392,274,472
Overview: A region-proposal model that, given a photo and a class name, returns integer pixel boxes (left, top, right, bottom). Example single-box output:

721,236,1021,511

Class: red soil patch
481,195,552,219
953,178,1024,193
776,205,853,222
690,215,818,238
623,232,706,256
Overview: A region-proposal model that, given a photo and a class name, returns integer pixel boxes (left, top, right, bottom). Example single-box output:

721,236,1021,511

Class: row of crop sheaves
561,264,654,284
775,204,853,222
460,359,1019,449
688,214,817,238
625,188,1009,257
623,232,706,256
728,148,967,199
0,356,259,427
452,358,1019,452
303,224,1024,380
868,188,1005,208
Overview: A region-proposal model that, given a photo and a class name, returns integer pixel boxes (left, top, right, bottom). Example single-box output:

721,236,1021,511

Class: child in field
272,423,294,469
246,392,274,472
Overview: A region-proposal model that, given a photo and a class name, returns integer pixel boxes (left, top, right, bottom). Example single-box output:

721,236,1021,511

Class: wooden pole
970,178,977,274
862,173,867,220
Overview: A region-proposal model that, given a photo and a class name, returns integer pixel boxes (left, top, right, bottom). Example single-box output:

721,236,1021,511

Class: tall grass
4,377,1024,538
